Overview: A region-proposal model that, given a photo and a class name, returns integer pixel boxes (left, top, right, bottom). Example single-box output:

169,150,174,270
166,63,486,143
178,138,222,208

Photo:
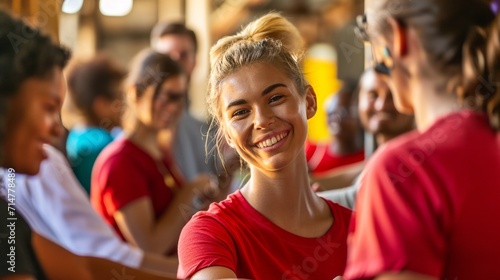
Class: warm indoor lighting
99,0,133,17
62,0,84,14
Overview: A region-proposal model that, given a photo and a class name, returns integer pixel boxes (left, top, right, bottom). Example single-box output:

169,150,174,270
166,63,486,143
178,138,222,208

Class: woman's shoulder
94,138,154,174
367,129,420,168
371,110,493,171
184,192,246,231
68,127,113,144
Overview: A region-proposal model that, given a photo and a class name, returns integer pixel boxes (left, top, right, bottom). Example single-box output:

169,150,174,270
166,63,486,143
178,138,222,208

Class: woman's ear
386,17,408,58
224,132,235,149
305,86,317,119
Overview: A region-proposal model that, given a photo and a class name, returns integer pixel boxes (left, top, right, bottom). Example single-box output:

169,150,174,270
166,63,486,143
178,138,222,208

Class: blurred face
326,93,360,143
154,34,196,77
220,62,316,172
136,75,187,130
3,68,65,175
358,70,414,137
96,82,125,129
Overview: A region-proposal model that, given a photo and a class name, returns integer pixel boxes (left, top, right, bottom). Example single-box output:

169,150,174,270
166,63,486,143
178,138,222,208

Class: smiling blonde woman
177,13,352,280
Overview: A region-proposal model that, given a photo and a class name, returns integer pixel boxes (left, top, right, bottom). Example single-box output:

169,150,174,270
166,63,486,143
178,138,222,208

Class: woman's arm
139,253,178,278
190,266,237,280
114,174,216,254
32,233,177,280
310,161,365,191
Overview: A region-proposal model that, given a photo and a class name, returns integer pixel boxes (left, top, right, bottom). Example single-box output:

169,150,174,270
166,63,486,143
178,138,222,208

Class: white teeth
257,132,288,148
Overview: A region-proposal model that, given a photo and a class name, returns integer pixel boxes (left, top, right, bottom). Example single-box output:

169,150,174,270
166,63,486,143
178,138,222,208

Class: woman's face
3,68,65,175
136,74,187,130
219,62,316,172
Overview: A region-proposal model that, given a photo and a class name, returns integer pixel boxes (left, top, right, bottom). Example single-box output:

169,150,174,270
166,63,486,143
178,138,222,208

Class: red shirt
178,190,352,279
305,141,365,175
345,111,500,279
91,138,183,242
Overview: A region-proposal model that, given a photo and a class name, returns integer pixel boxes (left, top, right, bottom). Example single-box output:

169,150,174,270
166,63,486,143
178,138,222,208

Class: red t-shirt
178,190,352,279
91,138,183,242
305,141,365,175
345,110,500,279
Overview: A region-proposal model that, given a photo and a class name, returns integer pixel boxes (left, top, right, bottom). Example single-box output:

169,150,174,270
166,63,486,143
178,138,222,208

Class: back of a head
0,9,70,161
367,0,500,131
65,54,126,123
150,21,198,52
463,13,500,131
367,0,493,75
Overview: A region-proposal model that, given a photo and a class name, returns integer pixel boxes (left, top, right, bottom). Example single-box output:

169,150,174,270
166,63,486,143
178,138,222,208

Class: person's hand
333,276,345,280
181,174,219,211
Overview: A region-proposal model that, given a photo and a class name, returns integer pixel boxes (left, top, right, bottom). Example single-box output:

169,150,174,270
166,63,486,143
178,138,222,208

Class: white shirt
0,145,143,268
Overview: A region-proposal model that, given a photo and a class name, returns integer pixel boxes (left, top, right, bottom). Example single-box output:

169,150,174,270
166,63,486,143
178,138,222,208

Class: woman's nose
253,107,275,129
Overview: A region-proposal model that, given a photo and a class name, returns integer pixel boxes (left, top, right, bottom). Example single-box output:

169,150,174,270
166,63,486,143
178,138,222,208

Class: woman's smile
255,130,289,149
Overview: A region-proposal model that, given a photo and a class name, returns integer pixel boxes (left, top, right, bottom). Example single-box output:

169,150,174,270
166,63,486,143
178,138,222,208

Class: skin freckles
219,62,315,173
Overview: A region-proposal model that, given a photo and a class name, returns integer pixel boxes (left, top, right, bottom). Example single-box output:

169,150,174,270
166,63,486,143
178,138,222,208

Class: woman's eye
232,109,249,117
269,95,284,103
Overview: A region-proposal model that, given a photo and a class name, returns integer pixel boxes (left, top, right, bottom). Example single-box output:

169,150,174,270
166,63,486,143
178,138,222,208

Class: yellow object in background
303,43,341,143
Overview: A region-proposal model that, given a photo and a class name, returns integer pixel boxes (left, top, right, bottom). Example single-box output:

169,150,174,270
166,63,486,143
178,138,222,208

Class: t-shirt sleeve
32,145,143,268
96,155,151,216
177,213,237,279
344,147,449,279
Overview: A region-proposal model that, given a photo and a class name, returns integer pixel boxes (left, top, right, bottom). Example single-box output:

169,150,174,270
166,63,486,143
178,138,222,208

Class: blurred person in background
91,50,220,264
318,67,415,209
150,21,238,193
357,67,415,150
64,54,126,194
306,82,365,190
